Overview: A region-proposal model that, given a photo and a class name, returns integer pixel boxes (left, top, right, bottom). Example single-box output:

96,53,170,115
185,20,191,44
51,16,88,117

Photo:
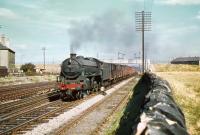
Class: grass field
155,64,200,135
154,64,200,72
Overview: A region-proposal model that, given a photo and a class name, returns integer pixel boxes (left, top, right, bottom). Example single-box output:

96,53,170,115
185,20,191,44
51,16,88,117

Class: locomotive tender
57,53,135,100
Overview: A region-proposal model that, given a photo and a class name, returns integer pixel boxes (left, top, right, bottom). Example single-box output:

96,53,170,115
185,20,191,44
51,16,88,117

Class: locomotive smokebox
70,53,76,59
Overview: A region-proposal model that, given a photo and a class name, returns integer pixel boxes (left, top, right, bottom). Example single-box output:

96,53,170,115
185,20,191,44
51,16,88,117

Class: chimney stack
70,53,76,59
0,34,9,47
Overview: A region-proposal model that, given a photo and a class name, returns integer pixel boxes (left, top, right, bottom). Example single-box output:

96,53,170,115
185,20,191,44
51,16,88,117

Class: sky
0,0,200,64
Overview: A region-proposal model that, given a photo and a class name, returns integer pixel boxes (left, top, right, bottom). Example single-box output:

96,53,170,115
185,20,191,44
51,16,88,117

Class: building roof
0,43,15,53
171,57,200,62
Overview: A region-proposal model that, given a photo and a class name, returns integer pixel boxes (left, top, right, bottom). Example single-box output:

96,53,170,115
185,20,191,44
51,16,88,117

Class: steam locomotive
56,53,135,100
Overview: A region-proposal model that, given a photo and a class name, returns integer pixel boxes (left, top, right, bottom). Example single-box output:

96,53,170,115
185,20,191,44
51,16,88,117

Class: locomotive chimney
70,53,76,59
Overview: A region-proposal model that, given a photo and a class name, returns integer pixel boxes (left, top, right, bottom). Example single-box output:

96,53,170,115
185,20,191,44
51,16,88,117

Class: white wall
0,50,8,67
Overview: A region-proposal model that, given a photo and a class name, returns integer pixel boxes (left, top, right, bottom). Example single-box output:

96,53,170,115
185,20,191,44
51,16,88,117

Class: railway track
0,82,56,102
52,78,136,135
0,100,79,135
0,91,99,135
0,95,48,121
0,82,55,92
0,77,134,135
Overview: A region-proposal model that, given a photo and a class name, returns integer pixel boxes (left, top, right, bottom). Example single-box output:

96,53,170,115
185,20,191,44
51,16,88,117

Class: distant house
171,57,200,65
0,43,15,70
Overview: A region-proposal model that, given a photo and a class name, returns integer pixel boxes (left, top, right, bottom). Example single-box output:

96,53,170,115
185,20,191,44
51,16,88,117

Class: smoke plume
67,10,137,58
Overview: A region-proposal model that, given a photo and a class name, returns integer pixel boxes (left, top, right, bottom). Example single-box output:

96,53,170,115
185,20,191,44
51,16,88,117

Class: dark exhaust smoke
70,40,81,54
67,10,137,58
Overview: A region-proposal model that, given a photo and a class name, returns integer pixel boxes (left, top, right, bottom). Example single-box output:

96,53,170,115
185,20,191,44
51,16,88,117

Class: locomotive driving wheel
86,89,90,95
76,91,80,99
76,91,84,99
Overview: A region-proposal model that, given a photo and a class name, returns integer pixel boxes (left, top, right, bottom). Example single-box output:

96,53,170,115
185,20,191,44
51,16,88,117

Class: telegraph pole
42,47,46,70
145,42,149,71
142,11,145,73
118,52,125,60
135,52,141,72
135,11,152,73
118,52,125,64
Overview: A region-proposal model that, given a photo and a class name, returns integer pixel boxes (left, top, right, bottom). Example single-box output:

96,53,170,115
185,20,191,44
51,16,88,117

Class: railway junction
0,73,189,135
0,0,199,134
0,76,137,135
0,52,190,135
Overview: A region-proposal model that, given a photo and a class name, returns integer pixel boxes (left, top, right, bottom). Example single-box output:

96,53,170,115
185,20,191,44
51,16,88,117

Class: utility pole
135,52,141,72
118,52,125,60
135,11,152,74
42,47,46,70
145,42,149,71
118,52,125,64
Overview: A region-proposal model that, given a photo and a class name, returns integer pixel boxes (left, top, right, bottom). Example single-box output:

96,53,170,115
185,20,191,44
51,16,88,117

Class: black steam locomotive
57,53,135,100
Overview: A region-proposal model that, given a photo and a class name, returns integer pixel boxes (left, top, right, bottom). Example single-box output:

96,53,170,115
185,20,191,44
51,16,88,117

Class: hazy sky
0,0,200,64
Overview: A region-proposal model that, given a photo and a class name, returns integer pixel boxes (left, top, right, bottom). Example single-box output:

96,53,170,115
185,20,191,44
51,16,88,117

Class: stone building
0,35,15,70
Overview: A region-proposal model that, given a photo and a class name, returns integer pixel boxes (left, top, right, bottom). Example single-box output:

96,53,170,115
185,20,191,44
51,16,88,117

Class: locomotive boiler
57,53,135,100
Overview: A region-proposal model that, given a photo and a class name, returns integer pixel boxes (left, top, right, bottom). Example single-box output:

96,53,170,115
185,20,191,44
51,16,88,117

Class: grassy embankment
102,78,139,135
155,64,200,135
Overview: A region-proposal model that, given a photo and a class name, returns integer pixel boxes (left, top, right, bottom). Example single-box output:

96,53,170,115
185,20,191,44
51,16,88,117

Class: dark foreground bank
115,73,188,135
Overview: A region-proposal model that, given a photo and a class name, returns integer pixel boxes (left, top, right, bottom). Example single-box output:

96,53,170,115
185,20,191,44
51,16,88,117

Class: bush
20,63,36,76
